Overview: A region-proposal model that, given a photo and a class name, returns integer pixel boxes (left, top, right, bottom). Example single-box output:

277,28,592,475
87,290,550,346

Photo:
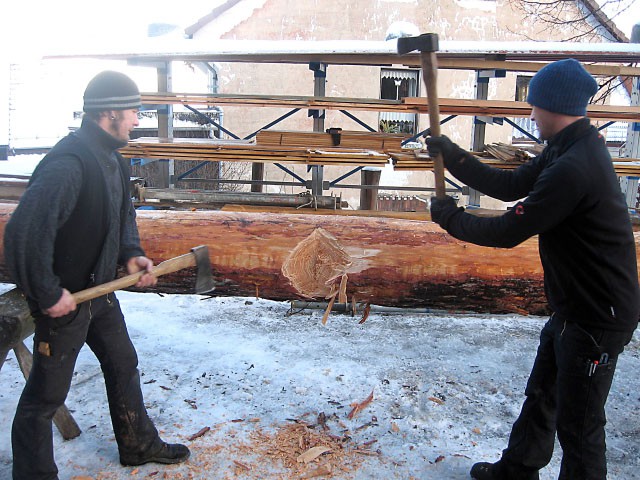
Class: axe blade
396,33,439,55
191,245,216,295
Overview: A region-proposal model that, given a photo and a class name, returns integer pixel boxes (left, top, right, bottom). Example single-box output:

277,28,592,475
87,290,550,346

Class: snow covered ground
1,285,639,479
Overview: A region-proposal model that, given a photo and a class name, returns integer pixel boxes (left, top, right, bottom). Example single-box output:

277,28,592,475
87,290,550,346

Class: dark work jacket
3,118,144,311
441,118,639,332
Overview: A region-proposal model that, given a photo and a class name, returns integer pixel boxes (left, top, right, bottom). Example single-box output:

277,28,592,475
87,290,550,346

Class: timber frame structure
45,39,640,210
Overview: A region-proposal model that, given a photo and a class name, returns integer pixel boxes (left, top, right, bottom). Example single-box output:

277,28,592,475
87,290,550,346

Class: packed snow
1,286,639,479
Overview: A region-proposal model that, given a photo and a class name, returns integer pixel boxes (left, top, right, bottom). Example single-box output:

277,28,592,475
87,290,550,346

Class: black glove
430,195,462,229
425,135,467,168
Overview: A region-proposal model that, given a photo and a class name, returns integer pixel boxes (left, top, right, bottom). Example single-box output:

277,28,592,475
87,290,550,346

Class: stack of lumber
391,143,640,176
483,142,544,162
255,129,405,151
120,137,391,167
612,158,640,176
390,150,523,170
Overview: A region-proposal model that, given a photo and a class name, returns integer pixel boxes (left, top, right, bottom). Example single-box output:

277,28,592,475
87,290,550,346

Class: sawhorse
0,288,81,440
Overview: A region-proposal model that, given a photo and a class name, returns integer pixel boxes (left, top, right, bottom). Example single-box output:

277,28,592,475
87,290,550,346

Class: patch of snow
1,287,638,478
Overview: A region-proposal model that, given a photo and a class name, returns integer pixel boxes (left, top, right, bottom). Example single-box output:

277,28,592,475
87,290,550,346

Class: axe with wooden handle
72,245,215,304
396,33,446,199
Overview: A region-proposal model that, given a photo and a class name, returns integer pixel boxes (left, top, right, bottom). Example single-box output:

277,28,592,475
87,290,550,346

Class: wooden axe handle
72,251,197,304
421,51,446,199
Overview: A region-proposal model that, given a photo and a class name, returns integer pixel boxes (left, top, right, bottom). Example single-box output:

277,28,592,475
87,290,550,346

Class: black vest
33,134,110,293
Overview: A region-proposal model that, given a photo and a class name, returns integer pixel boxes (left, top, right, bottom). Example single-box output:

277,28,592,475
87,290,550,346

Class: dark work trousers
12,294,161,480
499,314,634,480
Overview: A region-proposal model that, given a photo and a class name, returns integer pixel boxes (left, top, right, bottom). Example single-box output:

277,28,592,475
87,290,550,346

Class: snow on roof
42,38,640,64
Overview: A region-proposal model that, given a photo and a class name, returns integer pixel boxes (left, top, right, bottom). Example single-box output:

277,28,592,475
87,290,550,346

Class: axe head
191,245,216,295
397,33,439,55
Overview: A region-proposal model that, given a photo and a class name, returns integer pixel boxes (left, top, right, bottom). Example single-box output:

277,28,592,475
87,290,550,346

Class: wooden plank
120,137,392,167
141,93,640,122
390,151,640,175
256,129,405,150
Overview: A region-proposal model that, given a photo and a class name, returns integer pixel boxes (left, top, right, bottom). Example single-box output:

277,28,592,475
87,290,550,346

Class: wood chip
358,302,371,324
338,273,348,304
233,459,251,471
347,390,374,420
297,445,333,464
187,426,210,441
300,464,333,478
322,292,337,325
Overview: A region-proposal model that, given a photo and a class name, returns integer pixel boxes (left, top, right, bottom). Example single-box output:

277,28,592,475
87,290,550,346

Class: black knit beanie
83,70,141,113
526,59,597,116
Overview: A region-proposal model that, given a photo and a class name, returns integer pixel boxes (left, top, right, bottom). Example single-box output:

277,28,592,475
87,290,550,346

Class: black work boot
120,442,191,466
470,461,500,480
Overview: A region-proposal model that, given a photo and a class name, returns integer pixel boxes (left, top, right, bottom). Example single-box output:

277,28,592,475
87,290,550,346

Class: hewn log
2,203,638,314
0,203,554,315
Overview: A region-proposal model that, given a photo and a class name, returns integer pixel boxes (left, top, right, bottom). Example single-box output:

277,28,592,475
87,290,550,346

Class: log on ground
0,203,604,315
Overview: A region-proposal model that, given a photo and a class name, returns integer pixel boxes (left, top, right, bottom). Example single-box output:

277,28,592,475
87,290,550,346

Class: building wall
187,0,610,208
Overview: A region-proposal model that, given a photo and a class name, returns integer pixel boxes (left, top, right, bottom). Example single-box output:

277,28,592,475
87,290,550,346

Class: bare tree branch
507,0,633,42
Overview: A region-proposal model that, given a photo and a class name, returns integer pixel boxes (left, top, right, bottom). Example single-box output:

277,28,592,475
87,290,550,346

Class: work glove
425,135,468,168
430,195,463,230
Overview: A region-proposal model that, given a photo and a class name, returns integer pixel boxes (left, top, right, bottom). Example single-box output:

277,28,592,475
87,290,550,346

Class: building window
513,75,539,140
379,69,419,135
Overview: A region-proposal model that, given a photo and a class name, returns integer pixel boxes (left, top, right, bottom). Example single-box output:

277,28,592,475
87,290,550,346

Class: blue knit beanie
527,59,598,116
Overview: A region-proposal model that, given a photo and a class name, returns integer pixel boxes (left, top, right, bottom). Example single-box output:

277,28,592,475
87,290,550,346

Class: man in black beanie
426,59,639,479
4,70,190,479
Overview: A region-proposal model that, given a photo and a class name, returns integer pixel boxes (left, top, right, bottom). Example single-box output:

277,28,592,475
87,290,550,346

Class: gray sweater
4,118,144,311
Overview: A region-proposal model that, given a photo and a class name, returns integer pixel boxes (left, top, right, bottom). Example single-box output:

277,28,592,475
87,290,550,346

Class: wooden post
251,163,264,193
359,167,381,210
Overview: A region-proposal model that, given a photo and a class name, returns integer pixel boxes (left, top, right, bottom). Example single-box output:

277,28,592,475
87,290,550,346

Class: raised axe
71,245,215,304
396,33,446,199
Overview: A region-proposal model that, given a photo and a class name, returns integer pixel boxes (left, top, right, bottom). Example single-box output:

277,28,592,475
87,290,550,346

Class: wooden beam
0,203,543,315
141,93,640,122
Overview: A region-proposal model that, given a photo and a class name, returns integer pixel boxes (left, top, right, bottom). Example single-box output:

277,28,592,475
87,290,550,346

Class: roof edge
580,0,629,42
184,0,243,37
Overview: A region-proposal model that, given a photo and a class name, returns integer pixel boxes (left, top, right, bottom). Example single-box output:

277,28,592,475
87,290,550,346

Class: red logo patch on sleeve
515,205,525,215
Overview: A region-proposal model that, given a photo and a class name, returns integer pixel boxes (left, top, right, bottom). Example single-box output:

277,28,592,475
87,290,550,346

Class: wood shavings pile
167,414,379,479
249,420,369,478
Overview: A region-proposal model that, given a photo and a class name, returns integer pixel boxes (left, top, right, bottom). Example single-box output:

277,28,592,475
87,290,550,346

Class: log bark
0,288,34,354
0,203,559,315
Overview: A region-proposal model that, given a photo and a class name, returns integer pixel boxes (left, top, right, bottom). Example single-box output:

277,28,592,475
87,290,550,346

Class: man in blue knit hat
5,71,190,479
426,59,639,479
